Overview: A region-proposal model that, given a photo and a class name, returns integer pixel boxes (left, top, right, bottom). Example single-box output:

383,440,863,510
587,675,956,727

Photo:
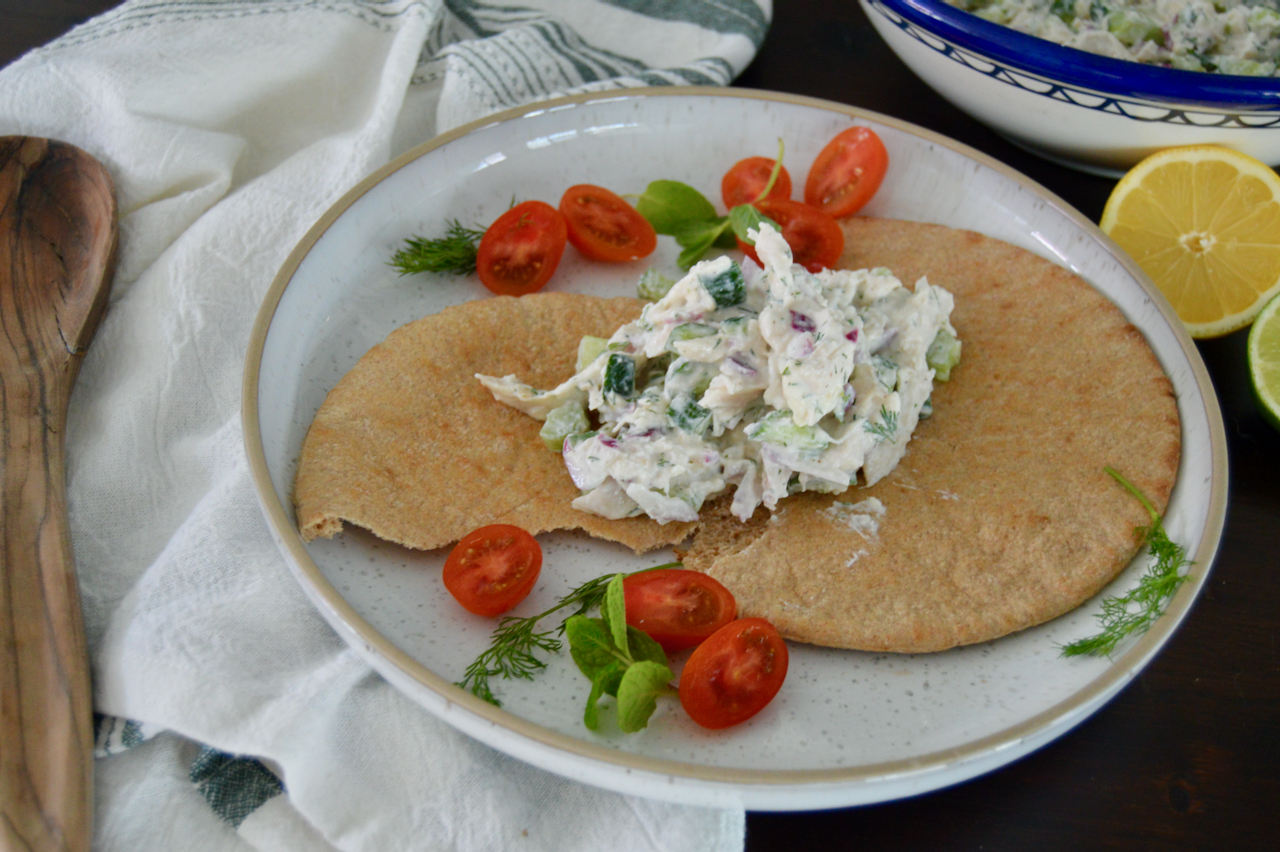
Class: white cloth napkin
0,2,770,849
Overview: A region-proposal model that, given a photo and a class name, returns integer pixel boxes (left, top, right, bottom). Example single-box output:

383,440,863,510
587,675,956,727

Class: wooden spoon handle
0,380,93,852
1,137,115,852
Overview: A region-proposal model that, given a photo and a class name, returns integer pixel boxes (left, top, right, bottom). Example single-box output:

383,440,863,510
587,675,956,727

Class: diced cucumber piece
637,268,676,301
926,329,962,382
567,430,598,447
745,410,830,454
576,335,609,372
668,394,712,435
670,322,717,343
540,402,591,452
701,262,745,309
1250,7,1280,37
1215,56,1275,77
1107,10,1164,47
603,353,636,397
919,397,934,420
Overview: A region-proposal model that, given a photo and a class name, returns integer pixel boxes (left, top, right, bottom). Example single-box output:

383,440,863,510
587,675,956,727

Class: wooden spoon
0,137,117,852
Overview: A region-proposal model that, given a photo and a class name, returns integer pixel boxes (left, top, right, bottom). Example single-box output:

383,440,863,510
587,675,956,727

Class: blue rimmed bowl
861,0,1280,176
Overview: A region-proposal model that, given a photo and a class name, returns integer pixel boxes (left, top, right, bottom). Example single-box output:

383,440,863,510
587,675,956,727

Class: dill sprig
457,562,681,706
1059,466,1192,658
389,219,485,276
863,405,899,443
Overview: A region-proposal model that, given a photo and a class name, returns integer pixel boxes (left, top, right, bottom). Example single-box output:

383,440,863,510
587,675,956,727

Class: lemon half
1101,145,1280,338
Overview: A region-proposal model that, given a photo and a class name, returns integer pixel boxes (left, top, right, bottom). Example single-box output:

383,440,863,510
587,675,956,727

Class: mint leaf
635,180,718,235
616,660,676,733
625,625,668,667
604,574,629,653
565,615,618,680
728,204,778,245
673,218,730,269
583,661,625,730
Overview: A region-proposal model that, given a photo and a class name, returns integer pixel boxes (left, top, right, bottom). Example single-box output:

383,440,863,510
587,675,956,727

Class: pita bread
294,217,1181,654
679,217,1181,652
294,292,695,553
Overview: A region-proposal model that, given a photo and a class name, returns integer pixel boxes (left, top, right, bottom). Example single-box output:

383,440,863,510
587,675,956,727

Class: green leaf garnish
584,661,625,730
616,660,677,733
635,140,789,269
635,180,718,234
565,615,619,680
728,203,778,245
562,574,677,732
1060,467,1192,658
455,563,679,706
604,574,629,651
390,219,485,275
673,216,732,269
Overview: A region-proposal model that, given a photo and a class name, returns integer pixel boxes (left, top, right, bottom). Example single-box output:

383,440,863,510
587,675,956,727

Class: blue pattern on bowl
870,0,1280,116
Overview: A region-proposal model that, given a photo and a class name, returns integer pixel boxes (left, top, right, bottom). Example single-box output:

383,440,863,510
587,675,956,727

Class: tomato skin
442,524,542,617
737,198,845,273
679,618,788,729
559,184,656,263
721,157,793,209
623,569,737,653
804,126,888,219
475,200,568,296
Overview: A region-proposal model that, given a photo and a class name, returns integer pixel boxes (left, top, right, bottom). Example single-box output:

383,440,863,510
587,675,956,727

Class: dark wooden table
4,2,1276,850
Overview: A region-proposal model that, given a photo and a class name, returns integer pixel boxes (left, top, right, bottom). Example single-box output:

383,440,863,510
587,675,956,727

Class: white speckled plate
243,88,1227,811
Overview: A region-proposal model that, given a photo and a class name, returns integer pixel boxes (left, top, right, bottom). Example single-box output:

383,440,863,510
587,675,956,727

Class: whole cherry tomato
475,200,567,296
679,618,789,729
623,569,737,653
804,126,888,219
737,197,845,272
442,524,542,617
559,184,656,262
721,156,793,209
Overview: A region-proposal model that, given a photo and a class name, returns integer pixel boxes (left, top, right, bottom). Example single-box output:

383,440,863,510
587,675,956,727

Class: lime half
1248,291,1280,431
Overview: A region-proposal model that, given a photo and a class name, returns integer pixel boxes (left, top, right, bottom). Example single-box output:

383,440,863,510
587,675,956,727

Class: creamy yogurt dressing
949,0,1280,75
477,224,959,525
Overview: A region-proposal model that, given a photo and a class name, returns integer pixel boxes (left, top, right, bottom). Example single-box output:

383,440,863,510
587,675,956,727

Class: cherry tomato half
737,198,845,273
558,184,656,263
721,156,793,209
623,569,737,653
476,200,568,296
679,618,789,730
804,126,888,219
442,524,542,617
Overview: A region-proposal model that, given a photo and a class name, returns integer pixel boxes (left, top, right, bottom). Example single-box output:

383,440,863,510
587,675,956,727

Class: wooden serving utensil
1,137,117,852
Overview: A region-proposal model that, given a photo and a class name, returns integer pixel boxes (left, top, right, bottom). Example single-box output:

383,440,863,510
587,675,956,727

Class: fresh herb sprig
456,562,679,706
634,139,785,269
390,219,485,276
565,574,676,732
864,405,899,443
1060,467,1192,658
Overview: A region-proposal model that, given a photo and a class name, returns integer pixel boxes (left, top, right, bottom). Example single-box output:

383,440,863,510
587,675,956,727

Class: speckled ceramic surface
243,88,1227,810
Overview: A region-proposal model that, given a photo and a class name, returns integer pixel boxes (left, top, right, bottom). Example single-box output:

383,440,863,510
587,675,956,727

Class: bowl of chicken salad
860,0,1280,175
